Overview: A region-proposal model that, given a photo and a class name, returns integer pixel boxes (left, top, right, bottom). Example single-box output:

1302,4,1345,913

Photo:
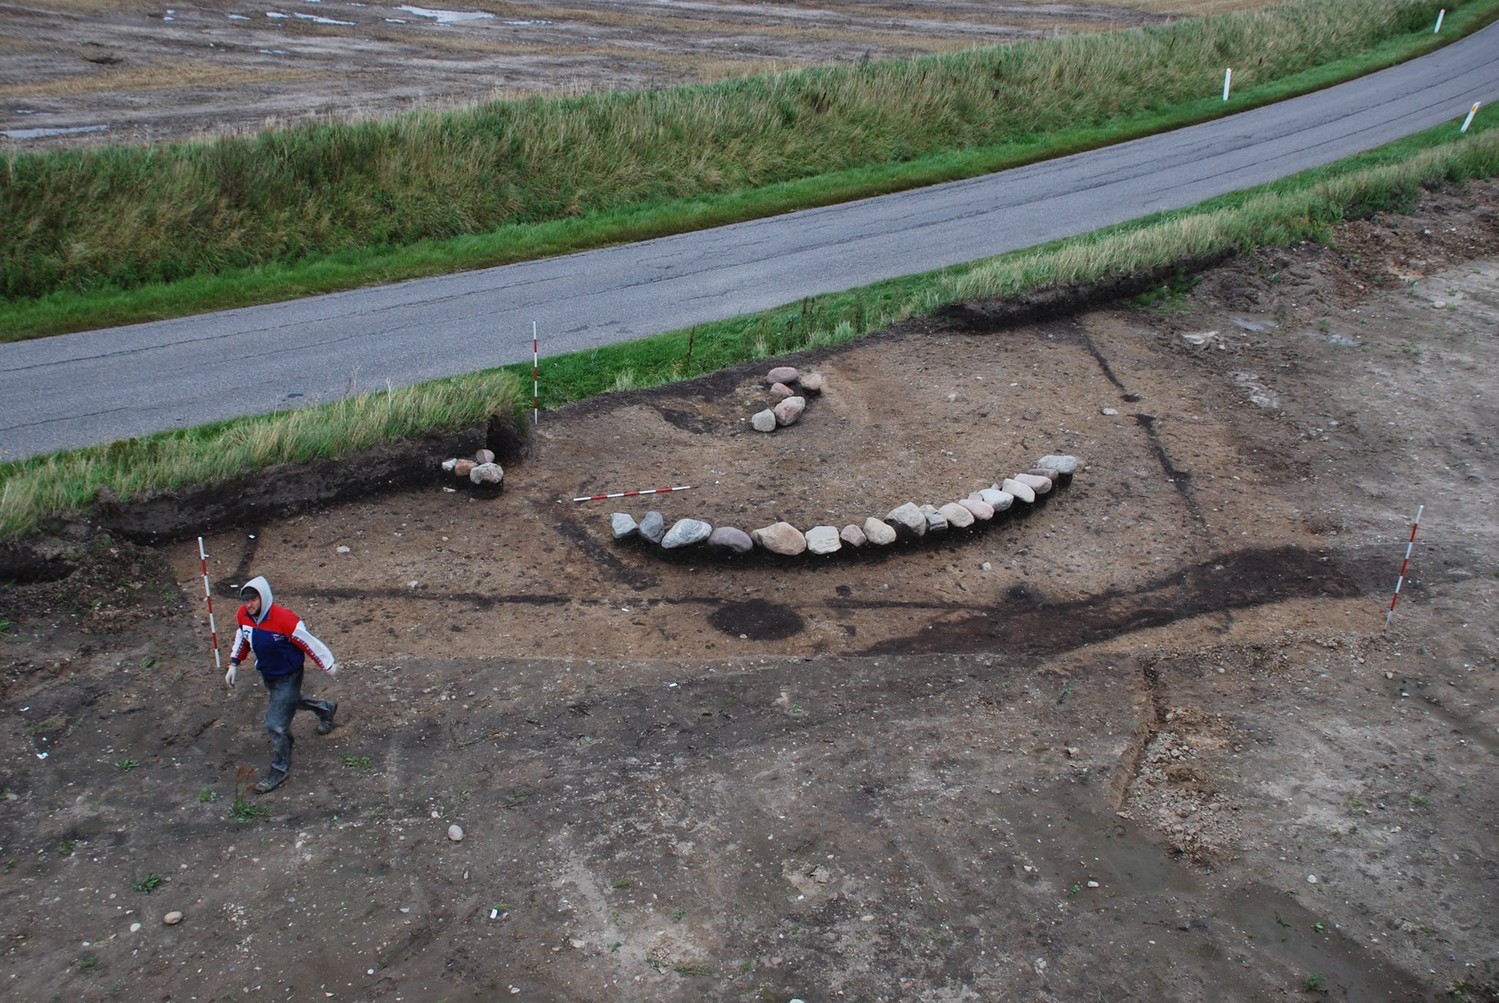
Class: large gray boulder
611,513,639,539
639,510,667,543
469,462,503,485
922,504,948,534
1014,472,1052,495
978,487,1013,511
751,521,807,556
1036,454,1079,475
885,502,926,540
1001,478,1035,504
861,518,897,545
707,526,754,555
939,502,974,528
773,396,806,426
662,518,713,549
805,526,842,555
960,498,994,521
766,365,800,385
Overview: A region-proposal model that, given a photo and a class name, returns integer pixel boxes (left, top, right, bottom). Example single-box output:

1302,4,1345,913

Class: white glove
324,661,338,677
225,662,238,686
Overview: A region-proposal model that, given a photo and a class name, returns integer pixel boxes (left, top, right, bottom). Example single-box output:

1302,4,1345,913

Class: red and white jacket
229,576,336,679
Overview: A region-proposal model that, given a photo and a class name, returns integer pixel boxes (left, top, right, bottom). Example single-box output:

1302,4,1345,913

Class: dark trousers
262,668,334,774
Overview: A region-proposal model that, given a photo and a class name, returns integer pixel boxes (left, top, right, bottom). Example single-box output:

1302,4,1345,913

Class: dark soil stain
1133,412,1202,523
555,515,661,590
861,546,1360,657
656,407,719,435
319,586,571,608
707,599,807,640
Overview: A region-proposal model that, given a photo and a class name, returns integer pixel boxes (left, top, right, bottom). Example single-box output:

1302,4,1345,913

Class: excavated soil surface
1,183,1497,1001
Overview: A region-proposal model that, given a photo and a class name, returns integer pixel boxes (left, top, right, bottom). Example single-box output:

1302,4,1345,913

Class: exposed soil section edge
1,417,527,579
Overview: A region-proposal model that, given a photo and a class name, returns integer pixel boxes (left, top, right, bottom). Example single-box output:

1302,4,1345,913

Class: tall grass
0,371,520,538
0,0,1473,312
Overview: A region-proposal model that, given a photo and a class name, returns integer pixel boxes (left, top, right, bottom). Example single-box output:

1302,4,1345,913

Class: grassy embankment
1,0,1496,539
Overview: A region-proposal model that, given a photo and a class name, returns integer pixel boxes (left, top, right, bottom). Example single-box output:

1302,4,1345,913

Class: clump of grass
27,714,67,735
229,795,269,823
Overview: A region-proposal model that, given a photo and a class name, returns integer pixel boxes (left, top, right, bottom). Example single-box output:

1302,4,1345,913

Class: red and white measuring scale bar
1384,504,1422,627
572,485,694,503
531,322,540,426
197,536,222,669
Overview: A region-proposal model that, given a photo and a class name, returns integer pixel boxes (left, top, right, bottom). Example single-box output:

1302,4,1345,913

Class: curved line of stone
609,454,1079,560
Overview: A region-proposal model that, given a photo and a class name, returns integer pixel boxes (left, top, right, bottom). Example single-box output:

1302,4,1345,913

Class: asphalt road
2,22,1497,460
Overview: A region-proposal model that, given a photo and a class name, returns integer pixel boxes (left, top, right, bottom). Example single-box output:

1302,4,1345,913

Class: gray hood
240,575,272,623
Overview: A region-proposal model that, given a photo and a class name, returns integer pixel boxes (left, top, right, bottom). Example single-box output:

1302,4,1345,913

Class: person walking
226,575,339,794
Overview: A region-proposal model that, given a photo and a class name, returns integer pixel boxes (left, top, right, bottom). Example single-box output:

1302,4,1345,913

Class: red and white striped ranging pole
197,536,222,670
572,485,694,503
1385,505,1423,628
532,321,540,426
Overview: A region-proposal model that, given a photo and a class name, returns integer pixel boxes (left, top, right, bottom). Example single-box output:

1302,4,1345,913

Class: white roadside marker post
1460,101,1480,133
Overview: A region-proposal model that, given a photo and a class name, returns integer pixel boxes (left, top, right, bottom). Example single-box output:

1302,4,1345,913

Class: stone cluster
440,448,504,486
751,365,825,433
610,454,1078,559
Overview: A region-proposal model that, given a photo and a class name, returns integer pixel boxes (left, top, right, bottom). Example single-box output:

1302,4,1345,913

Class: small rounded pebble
163,911,183,925
448,824,464,842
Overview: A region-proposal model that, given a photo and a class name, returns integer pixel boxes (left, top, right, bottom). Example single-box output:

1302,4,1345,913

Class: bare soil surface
0,0,1190,148
1,182,1496,1001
